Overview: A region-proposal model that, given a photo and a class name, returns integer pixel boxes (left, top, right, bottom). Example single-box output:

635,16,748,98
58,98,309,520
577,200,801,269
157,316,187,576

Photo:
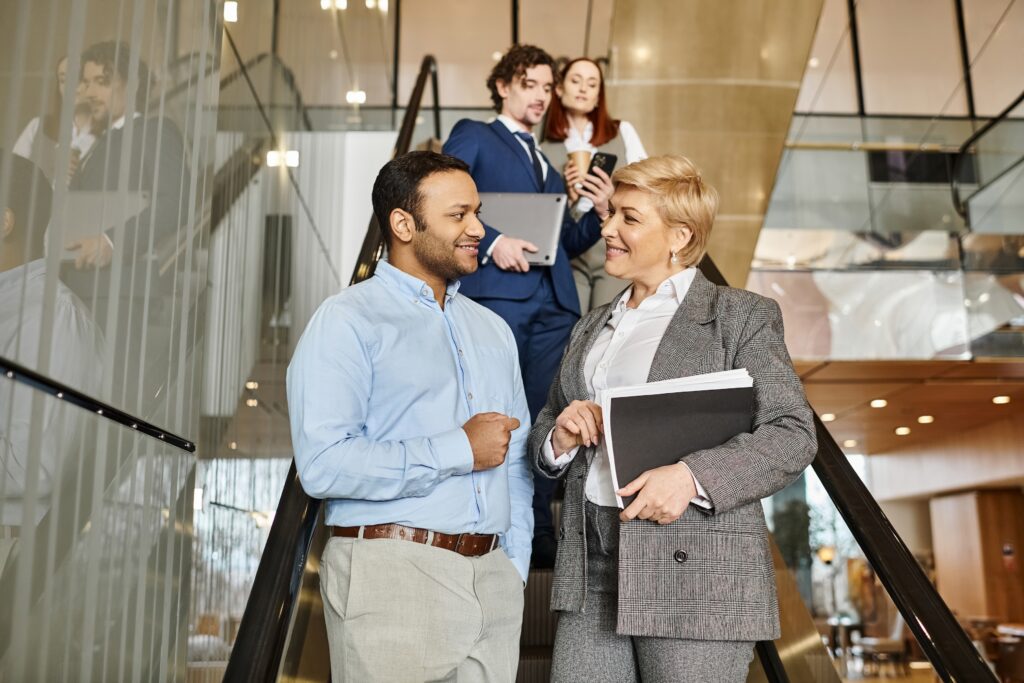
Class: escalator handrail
222,54,441,683
697,258,994,682
951,86,1024,218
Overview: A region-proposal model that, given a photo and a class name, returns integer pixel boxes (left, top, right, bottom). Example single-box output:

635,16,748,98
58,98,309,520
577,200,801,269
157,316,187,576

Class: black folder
606,386,754,508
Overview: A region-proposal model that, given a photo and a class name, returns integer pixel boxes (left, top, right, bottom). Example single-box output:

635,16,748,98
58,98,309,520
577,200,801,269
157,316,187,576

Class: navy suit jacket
442,119,603,316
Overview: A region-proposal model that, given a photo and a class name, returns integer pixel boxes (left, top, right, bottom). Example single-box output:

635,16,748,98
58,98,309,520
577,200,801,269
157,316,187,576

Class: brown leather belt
332,523,498,557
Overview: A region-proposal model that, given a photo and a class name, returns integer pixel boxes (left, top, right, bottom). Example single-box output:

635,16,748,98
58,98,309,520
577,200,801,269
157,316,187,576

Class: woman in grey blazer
528,155,817,682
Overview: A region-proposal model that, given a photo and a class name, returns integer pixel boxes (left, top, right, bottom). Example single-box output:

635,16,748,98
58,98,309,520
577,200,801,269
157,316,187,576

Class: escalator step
522,568,557,648
516,645,553,683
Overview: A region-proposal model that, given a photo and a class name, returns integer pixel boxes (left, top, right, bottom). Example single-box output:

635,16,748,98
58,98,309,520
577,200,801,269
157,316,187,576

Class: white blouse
542,268,711,508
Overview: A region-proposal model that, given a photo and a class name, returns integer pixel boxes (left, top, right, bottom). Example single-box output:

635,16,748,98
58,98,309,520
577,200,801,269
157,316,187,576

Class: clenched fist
463,412,521,471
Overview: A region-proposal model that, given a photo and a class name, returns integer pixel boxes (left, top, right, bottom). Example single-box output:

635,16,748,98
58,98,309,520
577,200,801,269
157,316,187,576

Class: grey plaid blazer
528,270,816,641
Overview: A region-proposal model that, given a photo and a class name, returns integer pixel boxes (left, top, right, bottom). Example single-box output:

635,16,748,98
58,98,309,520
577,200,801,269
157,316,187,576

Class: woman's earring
670,250,680,265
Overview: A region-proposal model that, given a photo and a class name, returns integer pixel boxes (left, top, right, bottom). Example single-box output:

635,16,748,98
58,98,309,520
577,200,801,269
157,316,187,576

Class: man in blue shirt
287,151,533,682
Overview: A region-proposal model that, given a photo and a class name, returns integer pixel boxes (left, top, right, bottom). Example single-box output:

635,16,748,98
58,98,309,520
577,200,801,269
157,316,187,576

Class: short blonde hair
611,155,719,268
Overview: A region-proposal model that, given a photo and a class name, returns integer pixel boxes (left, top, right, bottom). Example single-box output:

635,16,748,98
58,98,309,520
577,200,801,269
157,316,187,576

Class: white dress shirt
542,267,711,508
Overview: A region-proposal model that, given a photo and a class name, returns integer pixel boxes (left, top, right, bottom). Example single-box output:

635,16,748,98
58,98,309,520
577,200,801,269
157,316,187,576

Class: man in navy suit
443,44,613,567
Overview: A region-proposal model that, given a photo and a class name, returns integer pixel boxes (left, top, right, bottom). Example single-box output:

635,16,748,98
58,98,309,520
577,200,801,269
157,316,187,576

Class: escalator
222,53,999,683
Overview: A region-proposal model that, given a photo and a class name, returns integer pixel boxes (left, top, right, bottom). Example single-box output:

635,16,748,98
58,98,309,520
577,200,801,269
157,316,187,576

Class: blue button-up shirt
287,260,533,579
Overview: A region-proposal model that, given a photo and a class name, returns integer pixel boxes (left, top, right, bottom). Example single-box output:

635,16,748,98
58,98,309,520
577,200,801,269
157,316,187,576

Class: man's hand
491,237,539,273
577,166,614,220
66,234,113,269
552,400,603,455
463,412,521,471
618,462,697,525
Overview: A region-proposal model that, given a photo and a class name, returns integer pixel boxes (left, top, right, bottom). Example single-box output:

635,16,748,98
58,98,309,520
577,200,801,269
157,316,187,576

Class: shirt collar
614,267,698,312
110,112,141,131
497,114,535,141
374,260,461,303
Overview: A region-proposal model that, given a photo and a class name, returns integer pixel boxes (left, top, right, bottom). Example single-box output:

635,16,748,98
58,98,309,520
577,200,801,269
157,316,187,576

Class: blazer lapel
565,295,621,401
488,120,543,191
647,270,721,382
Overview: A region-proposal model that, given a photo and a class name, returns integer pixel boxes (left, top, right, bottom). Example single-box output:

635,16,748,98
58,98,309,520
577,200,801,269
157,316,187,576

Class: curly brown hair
486,44,557,112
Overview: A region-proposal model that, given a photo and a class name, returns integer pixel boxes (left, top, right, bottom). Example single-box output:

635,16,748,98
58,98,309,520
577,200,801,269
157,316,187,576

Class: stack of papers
601,369,754,508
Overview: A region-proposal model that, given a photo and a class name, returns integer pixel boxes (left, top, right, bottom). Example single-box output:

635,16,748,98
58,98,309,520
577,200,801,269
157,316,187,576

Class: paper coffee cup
569,150,592,173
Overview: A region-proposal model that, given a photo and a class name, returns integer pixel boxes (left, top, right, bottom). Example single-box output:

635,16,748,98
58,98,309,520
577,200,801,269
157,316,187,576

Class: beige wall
879,499,933,555
869,414,1024,501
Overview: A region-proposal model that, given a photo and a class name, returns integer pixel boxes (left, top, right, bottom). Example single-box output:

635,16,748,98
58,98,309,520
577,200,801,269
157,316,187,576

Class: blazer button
673,550,688,563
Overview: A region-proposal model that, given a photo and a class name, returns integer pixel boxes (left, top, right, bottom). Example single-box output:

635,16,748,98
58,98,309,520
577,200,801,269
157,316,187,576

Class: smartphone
587,152,618,177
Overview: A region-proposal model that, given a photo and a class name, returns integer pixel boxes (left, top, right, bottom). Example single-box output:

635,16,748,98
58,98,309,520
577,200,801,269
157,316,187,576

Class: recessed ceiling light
870,399,888,408
229,441,238,450
895,426,911,436
917,415,934,424
245,380,259,390
992,395,1011,405
246,398,258,408
224,1,238,22
842,439,857,448
821,413,836,422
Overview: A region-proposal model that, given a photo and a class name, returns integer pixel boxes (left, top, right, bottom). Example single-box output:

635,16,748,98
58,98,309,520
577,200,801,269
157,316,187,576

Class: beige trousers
320,536,525,682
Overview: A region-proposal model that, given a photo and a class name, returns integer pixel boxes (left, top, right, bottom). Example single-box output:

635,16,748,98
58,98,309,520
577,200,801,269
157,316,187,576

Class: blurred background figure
1,151,103,573
542,57,647,314
12,56,96,186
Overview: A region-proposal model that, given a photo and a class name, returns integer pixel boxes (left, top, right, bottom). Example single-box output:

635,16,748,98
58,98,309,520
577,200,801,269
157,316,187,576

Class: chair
851,612,908,677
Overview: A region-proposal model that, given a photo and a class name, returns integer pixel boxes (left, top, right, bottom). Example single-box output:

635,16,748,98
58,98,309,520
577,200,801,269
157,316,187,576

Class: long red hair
544,58,619,146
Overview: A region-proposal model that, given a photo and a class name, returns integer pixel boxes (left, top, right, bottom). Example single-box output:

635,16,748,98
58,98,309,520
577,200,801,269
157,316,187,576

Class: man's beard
411,221,475,283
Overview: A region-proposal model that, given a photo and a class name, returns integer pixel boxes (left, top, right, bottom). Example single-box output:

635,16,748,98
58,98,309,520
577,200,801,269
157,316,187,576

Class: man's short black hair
371,151,470,250
1,152,53,258
80,40,151,110
486,44,557,112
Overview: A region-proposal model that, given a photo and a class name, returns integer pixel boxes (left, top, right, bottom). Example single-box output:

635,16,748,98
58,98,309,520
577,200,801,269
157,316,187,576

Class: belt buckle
453,533,466,554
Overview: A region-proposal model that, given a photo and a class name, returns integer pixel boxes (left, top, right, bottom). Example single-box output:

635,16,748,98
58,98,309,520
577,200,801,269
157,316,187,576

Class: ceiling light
245,380,259,390
321,0,331,8
821,413,836,422
993,395,1011,405
346,89,367,104
378,0,388,10
285,150,300,167
266,150,281,167
491,51,503,61
808,57,820,69
193,488,204,511
870,399,888,408
335,0,347,7
229,441,238,450
842,439,857,448
365,0,375,7
246,398,258,408
224,1,238,22
917,415,934,424
895,426,911,436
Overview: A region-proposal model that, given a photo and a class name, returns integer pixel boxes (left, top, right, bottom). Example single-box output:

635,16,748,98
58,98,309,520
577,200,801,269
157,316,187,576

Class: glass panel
0,0,220,438
0,377,194,681
962,0,1024,118
857,0,968,116
766,462,946,680
746,269,972,360
398,0,511,108
795,0,859,114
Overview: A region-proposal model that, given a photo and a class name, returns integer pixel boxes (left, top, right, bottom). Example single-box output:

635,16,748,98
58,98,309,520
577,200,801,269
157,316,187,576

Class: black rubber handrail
698,257,994,682
222,54,441,683
951,87,1024,219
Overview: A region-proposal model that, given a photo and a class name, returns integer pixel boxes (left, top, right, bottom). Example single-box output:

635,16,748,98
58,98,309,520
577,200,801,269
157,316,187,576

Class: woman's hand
552,400,603,455
618,463,697,525
563,161,583,203
577,166,614,219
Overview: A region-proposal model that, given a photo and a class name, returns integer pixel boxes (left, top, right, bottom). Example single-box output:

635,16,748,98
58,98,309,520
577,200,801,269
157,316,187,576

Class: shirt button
458,348,464,356
477,486,482,494
468,392,474,400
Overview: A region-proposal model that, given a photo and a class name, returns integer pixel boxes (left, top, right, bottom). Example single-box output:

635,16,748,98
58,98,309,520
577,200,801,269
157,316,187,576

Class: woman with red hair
542,58,647,313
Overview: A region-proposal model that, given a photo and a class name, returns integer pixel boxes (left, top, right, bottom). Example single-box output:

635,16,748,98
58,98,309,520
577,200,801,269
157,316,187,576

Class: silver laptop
478,192,567,266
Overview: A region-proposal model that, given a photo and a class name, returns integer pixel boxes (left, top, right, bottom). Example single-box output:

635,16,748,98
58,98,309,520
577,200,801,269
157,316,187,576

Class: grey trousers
550,504,755,683
320,536,525,682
